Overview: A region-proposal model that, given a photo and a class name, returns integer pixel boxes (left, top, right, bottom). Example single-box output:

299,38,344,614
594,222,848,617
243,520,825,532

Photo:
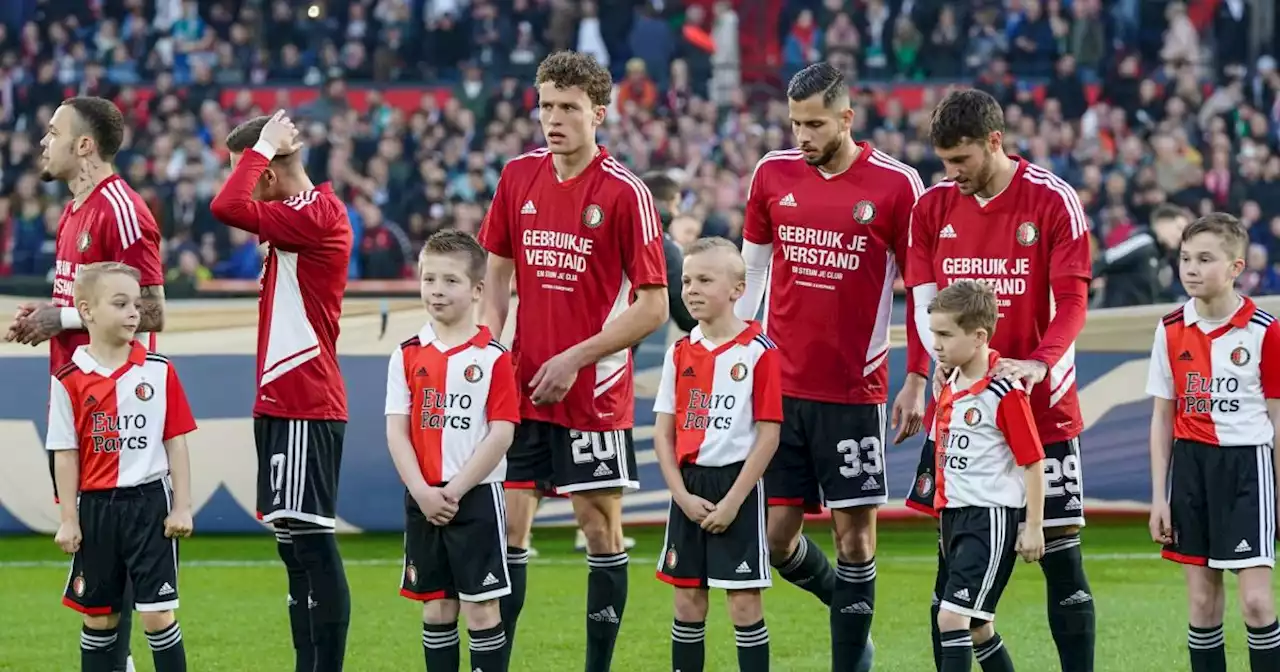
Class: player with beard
478,51,668,671
906,89,1095,671
735,62,930,671
6,96,167,672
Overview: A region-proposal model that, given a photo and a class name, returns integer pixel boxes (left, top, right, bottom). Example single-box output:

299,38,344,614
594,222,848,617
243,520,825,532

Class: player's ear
76,299,92,324
986,131,1003,154
593,104,606,126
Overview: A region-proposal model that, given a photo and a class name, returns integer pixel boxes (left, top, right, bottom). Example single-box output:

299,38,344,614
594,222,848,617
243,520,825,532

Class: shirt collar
1182,296,1254,329
417,322,494,351
689,320,763,348
72,341,148,376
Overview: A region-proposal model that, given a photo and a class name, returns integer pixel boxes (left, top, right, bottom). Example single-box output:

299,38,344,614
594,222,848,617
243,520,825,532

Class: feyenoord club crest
853,200,877,225
405,564,417,586
964,407,982,426
1231,346,1251,366
135,382,154,402
73,574,86,597
729,362,748,382
76,231,92,252
581,204,604,229
665,546,678,569
1015,221,1039,246
464,364,483,383
915,472,933,497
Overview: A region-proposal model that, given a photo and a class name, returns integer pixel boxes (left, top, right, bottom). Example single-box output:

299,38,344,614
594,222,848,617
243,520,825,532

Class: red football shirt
907,158,1092,444
50,175,164,371
210,145,351,421
742,144,930,404
478,147,667,431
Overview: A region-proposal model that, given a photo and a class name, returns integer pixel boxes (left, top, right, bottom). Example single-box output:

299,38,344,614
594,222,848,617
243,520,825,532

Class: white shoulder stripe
509,147,550,164
868,150,925,199
102,180,143,248
601,157,660,244
283,190,319,212
1023,164,1088,240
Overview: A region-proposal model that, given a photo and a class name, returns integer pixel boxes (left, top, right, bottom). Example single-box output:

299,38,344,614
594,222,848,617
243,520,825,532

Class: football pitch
0,520,1267,671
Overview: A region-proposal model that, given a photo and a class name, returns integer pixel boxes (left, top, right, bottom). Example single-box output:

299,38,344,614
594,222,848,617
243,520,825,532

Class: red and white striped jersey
1146,297,1280,447
384,324,521,486
653,321,784,467
46,344,197,492
934,352,1045,509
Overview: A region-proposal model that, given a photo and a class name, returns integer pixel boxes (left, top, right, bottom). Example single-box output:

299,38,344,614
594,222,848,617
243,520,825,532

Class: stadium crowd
0,0,1277,307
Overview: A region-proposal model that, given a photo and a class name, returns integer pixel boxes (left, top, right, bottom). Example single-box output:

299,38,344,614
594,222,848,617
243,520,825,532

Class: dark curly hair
929,89,1005,150
535,51,613,107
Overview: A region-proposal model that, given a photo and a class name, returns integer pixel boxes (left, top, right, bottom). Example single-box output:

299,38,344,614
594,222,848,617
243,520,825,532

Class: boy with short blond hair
927,279,1046,672
385,230,521,672
653,237,783,671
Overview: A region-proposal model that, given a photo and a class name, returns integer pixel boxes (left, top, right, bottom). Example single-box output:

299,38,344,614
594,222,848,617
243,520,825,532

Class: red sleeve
904,195,936,287
891,177,929,378
742,158,773,245
209,150,335,251
1028,276,1088,367
163,363,198,440
478,172,514,258
607,162,667,287
485,351,522,424
102,189,164,286
752,347,784,423
1261,321,1280,399
996,388,1044,466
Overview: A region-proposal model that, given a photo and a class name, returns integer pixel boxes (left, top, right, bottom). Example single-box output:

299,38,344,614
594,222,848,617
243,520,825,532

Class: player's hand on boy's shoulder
993,358,1048,388
164,508,194,539
1016,525,1045,563
54,519,81,554
415,486,458,526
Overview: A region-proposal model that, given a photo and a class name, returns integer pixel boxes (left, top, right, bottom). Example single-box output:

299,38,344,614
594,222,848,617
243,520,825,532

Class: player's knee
936,607,969,632
460,599,501,630
1044,525,1080,540
82,613,119,631
574,496,623,554
764,511,802,563
834,522,875,563
423,598,461,625
673,588,709,623
139,610,175,632
504,489,538,548
725,589,762,626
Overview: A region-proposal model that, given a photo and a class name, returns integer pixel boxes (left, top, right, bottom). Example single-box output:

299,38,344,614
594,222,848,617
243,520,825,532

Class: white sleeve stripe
102,180,142,248
283,190,319,211
868,150,925,199
509,148,550,164
1023,164,1088,240
1102,232,1155,264
745,149,803,200
601,157,660,244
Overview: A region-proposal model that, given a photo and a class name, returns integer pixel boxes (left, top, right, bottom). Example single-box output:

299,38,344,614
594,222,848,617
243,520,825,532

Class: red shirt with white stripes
654,322,784,467
933,352,1045,509
46,344,197,492
50,175,163,371
741,143,930,404
478,146,667,432
210,146,351,421
1146,297,1280,447
907,158,1092,444
384,324,521,485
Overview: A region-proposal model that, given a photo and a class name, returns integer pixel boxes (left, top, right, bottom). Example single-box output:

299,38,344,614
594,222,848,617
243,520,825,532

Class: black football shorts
255,417,346,528
938,506,1020,622
505,420,638,495
1163,439,1276,570
767,398,887,510
401,482,511,602
656,463,770,590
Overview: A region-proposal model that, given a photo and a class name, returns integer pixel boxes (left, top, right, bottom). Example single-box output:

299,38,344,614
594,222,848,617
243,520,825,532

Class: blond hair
73,261,141,307
684,237,745,282
928,279,998,336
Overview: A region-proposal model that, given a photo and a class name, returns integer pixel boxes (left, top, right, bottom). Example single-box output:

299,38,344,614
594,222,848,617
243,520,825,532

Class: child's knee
725,589,763,625
969,619,995,644
423,598,461,624
461,599,501,630
1187,579,1225,622
139,610,176,632
1239,581,1276,625
673,588,709,623
82,613,120,631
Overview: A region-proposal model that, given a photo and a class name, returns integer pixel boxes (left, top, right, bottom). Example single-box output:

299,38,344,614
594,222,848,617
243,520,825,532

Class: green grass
0,521,1270,671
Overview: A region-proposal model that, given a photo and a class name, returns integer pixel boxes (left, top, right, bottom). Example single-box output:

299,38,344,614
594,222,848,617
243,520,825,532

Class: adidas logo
940,224,957,239
482,573,499,586
778,193,797,207
1064,496,1082,511
286,593,296,607
593,463,613,477
416,367,429,377
158,582,175,596
840,601,873,614
521,200,537,215
1060,590,1092,606
681,367,696,378
953,588,970,601
1237,539,1253,553
85,395,98,406
588,606,620,623
735,561,751,574
1179,351,1193,361
862,476,879,491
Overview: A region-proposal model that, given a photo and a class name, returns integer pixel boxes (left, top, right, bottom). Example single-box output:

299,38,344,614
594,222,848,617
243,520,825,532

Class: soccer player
7,96,168,672
386,231,520,672
906,89,1095,671
48,262,196,672
928,279,1046,672
477,50,669,670
1147,214,1280,672
654,238,783,672
210,111,353,672
734,62,929,669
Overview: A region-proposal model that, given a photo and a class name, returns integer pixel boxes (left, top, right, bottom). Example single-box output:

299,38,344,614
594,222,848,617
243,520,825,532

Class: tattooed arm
7,285,166,346
138,284,166,333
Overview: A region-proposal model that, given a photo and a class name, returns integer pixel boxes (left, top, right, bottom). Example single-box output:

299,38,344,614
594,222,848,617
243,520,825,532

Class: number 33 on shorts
836,437,885,479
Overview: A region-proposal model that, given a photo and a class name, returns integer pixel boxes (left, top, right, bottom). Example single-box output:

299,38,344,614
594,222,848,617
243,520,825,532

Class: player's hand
701,498,741,534
9,302,62,345
1149,501,1173,545
1015,526,1045,563
415,487,458,526
440,482,466,504
164,508,194,539
4,301,38,342
932,365,951,401
260,110,303,155
992,358,1049,389
529,348,582,406
54,520,82,554
674,491,716,525
892,373,926,444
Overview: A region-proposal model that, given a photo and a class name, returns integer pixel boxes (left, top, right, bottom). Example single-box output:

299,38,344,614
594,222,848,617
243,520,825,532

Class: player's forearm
138,285,166,333
1022,458,1045,527
570,287,667,365
912,282,938,361
725,422,780,506
480,256,515,336
386,418,431,493
209,149,270,233
53,451,79,523
654,414,687,497
448,421,515,494
1149,399,1175,500
163,435,193,512
1029,277,1088,367
903,286,931,375
734,241,772,320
